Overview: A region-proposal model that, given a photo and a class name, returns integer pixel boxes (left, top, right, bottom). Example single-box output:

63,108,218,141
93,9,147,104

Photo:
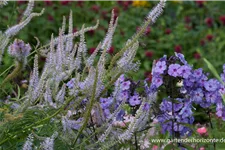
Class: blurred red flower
144,72,152,83
47,14,54,22
206,34,213,41
44,0,53,6
91,5,100,13
174,45,182,53
165,28,171,35
200,39,205,46
194,52,201,60
101,11,109,19
17,1,26,5
117,1,123,5
77,1,84,7
120,29,125,36
145,51,154,59
60,1,70,5
108,47,114,55
219,15,225,26
205,17,213,27
73,27,78,33
89,47,96,54
195,1,205,7
88,30,95,36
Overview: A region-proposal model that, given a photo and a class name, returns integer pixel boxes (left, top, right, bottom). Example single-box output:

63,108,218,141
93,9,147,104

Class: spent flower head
8,39,31,62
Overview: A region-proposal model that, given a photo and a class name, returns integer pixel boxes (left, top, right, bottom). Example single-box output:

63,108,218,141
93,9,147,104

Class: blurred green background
1,0,225,81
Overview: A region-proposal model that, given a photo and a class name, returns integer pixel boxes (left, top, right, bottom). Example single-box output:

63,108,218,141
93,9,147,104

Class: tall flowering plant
2,1,225,150
0,0,166,149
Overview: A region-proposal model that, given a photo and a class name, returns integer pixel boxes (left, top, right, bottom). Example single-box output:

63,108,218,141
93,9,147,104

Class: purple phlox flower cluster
8,39,31,61
154,61,167,74
150,60,167,90
193,68,203,79
100,97,113,118
178,65,192,79
185,68,224,110
100,97,113,109
168,64,181,77
129,93,141,106
98,74,143,121
121,80,131,91
216,102,225,121
175,52,187,65
186,75,222,108
205,92,218,104
147,54,225,137
204,79,219,92
151,75,163,88
115,74,125,86
190,88,203,103
115,75,131,104
158,98,194,136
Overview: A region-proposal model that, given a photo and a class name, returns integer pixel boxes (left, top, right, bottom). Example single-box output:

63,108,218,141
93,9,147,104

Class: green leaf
203,58,222,83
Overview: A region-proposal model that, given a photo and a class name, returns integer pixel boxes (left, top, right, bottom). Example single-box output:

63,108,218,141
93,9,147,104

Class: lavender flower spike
147,0,166,23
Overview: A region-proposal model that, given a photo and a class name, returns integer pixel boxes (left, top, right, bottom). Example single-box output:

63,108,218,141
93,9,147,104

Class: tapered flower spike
40,132,58,150
69,43,77,70
147,0,166,23
117,40,139,72
56,29,64,72
101,9,118,51
5,9,45,37
65,10,73,52
28,54,39,94
52,20,99,46
23,0,34,18
74,25,85,70
56,84,66,105
22,134,34,150
61,16,66,35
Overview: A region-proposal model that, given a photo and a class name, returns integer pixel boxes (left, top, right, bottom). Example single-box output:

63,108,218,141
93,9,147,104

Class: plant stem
1,61,23,86
134,132,138,150
73,68,99,145
208,110,216,150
